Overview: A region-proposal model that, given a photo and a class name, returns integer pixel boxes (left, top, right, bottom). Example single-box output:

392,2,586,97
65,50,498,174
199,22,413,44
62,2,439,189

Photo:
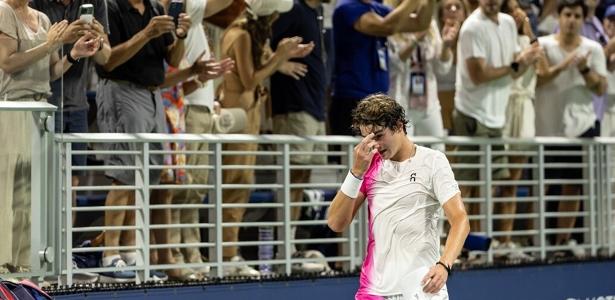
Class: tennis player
327,94,470,299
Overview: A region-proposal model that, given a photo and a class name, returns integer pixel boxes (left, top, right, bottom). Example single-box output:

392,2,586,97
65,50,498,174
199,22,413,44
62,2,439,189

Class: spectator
535,0,607,256
95,0,191,282
497,0,539,259
167,0,234,280
386,13,457,145
270,0,328,264
30,0,111,228
0,0,98,273
453,0,540,234
436,0,467,134
329,0,434,136
557,0,611,130
603,5,615,137
219,0,313,276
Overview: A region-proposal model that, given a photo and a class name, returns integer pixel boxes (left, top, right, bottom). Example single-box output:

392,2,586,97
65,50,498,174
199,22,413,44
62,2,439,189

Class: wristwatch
510,61,520,73
580,66,591,75
67,51,80,64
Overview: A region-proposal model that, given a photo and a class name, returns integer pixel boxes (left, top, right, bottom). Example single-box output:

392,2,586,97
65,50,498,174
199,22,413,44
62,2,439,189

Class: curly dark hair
351,94,409,135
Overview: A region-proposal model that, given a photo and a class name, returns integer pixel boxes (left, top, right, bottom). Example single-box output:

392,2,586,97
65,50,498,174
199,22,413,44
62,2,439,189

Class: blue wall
54,260,615,300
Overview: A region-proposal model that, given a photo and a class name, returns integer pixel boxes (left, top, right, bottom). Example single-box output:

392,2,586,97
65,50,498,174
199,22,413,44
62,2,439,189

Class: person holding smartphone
0,0,99,275
93,0,191,283
28,0,111,282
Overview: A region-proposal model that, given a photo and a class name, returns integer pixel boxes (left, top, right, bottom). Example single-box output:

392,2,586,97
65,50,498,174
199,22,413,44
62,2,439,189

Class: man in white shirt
535,0,606,255
169,0,235,279
327,94,470,299
454,0,540,233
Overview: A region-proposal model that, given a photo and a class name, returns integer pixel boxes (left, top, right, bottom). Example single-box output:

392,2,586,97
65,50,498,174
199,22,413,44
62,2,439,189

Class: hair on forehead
351,93,409,135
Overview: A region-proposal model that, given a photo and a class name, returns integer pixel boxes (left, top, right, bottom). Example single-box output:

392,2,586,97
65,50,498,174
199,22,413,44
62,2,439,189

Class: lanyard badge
409,44,427,110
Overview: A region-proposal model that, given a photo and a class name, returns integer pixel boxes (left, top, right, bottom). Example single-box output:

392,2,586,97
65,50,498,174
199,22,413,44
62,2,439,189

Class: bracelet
66,52,79,64
436,261,452,276
177,33,187,40
340,170,363,199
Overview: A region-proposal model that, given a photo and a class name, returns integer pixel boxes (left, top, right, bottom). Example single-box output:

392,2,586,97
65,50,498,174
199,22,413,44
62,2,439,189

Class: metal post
538,145,547,260
64,142,73,285
589,144,597,256
346,144,356,270
283,143,292,275
214,142,223,277
135,142,150,283
485,143,493,263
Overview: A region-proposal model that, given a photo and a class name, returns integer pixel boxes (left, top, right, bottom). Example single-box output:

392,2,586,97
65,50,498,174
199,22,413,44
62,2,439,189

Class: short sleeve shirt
455,9,519,128
356,146,460,298
332,0,390,99
96,0,174,87
535,35,607,137
30,0,110,111
0,2,51,100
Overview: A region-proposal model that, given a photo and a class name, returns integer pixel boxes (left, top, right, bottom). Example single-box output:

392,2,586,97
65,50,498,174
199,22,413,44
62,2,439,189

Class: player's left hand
421,264,448,294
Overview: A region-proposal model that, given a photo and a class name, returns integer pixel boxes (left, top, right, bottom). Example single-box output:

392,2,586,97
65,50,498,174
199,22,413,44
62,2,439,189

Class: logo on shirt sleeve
409,172,417,182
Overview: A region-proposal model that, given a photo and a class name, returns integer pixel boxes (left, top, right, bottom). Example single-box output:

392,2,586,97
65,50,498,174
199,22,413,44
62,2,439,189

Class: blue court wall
55,260,615,300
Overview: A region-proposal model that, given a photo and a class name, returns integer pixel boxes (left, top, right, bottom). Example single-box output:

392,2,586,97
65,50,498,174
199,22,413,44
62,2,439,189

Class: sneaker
99,257,136,283
70,255,99,283
499,242,535,261
567,239,586,258
223,256,260,278
149,270,168,282
291,250,330,274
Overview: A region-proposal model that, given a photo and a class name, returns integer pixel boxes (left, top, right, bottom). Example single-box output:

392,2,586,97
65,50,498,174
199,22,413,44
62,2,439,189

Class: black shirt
96,0,174,87
30,0,109,111
270,0,326,121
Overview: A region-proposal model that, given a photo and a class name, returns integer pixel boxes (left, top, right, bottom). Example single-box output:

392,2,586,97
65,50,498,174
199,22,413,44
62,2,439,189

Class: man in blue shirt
331,0,434,135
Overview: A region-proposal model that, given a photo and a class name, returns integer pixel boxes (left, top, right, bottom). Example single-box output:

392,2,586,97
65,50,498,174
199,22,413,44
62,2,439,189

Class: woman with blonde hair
218,0,313,277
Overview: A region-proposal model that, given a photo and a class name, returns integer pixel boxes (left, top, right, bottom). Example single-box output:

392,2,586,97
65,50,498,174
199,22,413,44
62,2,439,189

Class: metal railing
2,116,615,284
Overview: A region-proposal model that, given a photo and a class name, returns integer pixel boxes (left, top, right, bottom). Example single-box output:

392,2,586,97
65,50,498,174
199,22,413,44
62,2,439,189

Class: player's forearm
327,192,356,232
440,214,470,266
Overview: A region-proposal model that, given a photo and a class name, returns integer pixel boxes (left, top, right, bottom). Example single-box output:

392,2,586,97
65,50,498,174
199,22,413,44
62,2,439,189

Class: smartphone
79,4,94,24
168,0,184,27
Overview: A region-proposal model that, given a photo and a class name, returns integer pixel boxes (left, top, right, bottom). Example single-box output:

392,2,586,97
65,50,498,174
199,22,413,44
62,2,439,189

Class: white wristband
340,171,363,199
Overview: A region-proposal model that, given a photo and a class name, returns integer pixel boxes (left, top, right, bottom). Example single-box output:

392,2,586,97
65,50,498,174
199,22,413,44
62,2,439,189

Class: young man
454,0,540,235
535,0,607,256
168,0,234,280
327,94,470,299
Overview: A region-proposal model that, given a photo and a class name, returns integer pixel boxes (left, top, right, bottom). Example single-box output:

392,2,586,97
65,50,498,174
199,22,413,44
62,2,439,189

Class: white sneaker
567,239,586,258
292,250,330,274
499,242,535,261
224,256,261,278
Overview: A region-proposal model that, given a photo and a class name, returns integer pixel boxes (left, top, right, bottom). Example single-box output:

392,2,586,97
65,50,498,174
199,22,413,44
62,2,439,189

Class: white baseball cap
245,0,293,17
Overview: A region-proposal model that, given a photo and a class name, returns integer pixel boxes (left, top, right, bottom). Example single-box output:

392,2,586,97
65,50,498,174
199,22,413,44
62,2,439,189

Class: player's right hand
351,133,379,178
143,16,175,39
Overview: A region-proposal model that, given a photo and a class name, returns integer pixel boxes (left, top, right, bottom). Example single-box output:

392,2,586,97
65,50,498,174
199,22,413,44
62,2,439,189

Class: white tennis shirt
355,146,460,299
